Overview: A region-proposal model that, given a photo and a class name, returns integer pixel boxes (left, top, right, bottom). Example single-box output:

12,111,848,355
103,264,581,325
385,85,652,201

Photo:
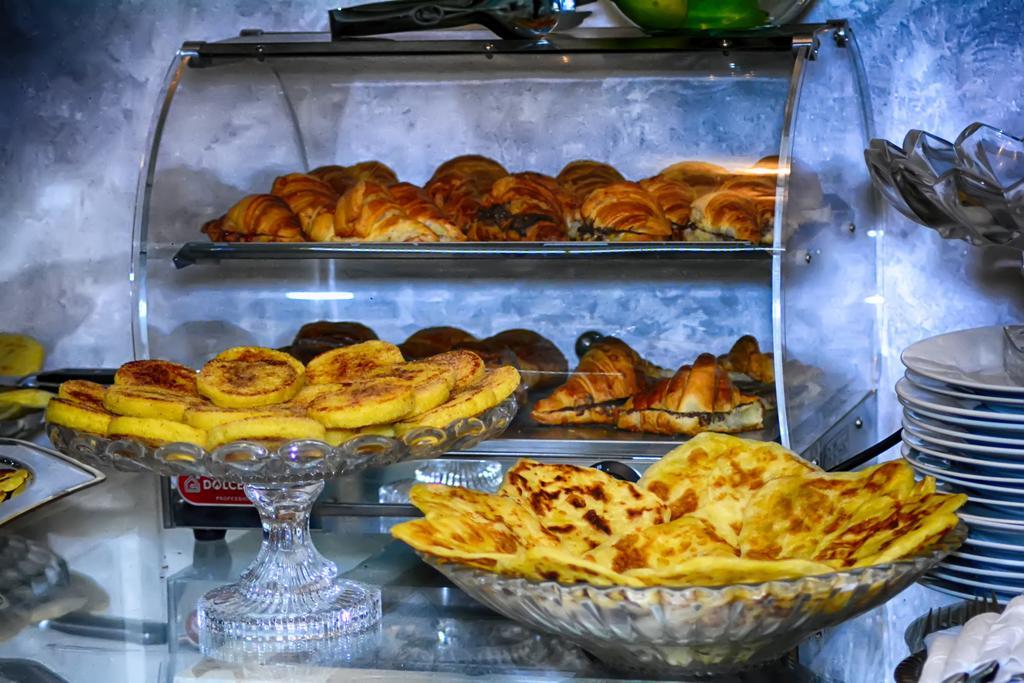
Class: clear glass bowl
865,123,1024,248
45,397,516,657
422,522,966,677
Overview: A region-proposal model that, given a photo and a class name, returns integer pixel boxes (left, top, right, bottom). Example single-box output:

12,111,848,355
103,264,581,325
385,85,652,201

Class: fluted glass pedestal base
196,481,381,656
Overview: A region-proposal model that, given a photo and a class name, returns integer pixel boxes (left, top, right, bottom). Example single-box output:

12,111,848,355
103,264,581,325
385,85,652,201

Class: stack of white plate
900,325,1024,603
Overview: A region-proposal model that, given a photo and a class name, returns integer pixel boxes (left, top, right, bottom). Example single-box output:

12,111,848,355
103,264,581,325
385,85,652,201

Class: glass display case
131,22,880,527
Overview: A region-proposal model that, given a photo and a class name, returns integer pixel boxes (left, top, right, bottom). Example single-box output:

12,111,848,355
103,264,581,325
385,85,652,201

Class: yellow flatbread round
305,341,404,385
368,362,453,415
206,416,326,449
183,403,302,430
421,350,486,391
45,398,113,435
198,347,304,408
307,378,415,428
103,385,196,421
107,416,206,447
0,388,54,410
114,359,198,396
0,334,44,377
57,380,108,409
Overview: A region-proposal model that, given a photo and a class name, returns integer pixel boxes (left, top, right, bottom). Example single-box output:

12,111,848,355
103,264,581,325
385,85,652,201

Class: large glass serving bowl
423,522,965,677
46,396,516,659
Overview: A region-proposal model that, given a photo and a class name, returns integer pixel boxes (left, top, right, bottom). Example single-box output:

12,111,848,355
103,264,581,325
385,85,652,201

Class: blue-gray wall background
1,0,1022,389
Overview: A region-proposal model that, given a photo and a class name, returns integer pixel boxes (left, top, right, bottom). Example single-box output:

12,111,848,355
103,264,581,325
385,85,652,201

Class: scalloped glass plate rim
419,522,965,594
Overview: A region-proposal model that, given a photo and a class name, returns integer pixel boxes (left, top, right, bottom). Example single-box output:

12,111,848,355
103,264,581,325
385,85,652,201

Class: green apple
612,0,768,30
611,0,690,31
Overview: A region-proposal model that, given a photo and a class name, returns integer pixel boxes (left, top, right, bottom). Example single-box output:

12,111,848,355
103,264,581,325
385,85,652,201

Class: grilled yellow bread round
367,362,454,415
395,366,519,435
114,359,198,396
198,347,305,408
0,334,45,377
286,383,352,410
183,403,303,430
308,378,416,428
103,385,196,421
305,340,404,385
107,416,206,447
475,365,521,403
207,416,326,449
58,380,108,409
325,424,396,447
0,388,54,410
45,398,114,435
423,350,485,391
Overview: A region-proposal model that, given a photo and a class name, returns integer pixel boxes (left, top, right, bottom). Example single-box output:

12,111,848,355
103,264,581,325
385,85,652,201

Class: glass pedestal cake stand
46,397,516,658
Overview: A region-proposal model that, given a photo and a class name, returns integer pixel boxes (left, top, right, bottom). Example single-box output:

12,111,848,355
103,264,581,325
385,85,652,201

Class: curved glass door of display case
130,25,877,462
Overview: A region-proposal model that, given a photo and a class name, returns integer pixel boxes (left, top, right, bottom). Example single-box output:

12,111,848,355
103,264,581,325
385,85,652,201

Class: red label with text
175,476,251,507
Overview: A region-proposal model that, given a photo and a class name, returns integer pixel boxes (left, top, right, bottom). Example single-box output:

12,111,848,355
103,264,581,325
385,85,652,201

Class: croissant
720,174,777,233
719,335,775,384
481,329,568,391
687,191,766,244
577,182,672,242
425,155,508,230
638,176,697,238
556,160,624,202
334,181,439,242
658,161,730,197
399,327,478,360
387,183,465,241
531,337,650,426
309,161,398,195
616,353,764,435
516,171,580,230
270,173,340,241
469,174,569,241
205,194,304,242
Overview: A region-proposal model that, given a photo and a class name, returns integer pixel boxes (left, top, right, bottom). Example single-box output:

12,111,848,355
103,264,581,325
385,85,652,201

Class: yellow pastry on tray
305,340,404,385
394,366,519,435
45,397,114,435
308,378,416,429
206,416,326,449
107,416,206,447
58,380,108,409
198,347,305,408
103,385,196,422
0,333,45,377
0,388,54,410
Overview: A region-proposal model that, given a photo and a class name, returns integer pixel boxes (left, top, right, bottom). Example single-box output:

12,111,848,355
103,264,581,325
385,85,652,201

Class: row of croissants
201,155,778,245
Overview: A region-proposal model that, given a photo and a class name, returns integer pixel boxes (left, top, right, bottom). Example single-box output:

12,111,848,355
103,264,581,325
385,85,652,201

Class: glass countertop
0,465,958,683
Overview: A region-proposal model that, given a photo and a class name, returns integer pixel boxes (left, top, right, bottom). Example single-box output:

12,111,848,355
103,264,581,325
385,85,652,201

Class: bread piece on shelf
481,329,567,391
114,360,198,397
657,161,730,197
421,350,487,392
425,155,508,230
531,337,651,426
309,161,398,195
214,194,304,242
334,181,439,242
719,335,775,384
270,173,340,242
720,174,777,234
687,190,767,244
556,160,625,202
577,182,672,242
428,155,508,193
305,340,405,385
57,380,108,410
387,182,465,241
638,176,698,239
469,174,571,241
399,327,478,360
197,347,305,408
616,353,764,436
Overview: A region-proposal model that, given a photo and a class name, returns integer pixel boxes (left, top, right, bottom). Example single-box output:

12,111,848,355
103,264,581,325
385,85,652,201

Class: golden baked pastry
270,173,340,241
334,181,439,242
206,416,326,448
114,360,198,396
286,321,379,364
531,337,650,426
421,350,487,392
470,174,570,241
198,347,305,408
394,365,519,434
45,397,113,435
308,377,416,429
638,175,697,237
480,329,567,391
205,194,304,242
387,182,465,241
365,361,455,415
556,160,624,202
107,416,206,447
719,335,774,383
0,334,44,377
305,340,404,385
658,160,730,197
688,190,766,243
428,155,507,193
399,327,478,360
103,385,196,422
577,182,672,242
425,155,508,230
720,174,777,233
309,161,398,195
616,354,764,437
183,403,302,430
57,380,108,410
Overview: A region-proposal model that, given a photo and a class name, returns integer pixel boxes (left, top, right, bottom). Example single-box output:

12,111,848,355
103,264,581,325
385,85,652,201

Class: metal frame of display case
129,22,881,528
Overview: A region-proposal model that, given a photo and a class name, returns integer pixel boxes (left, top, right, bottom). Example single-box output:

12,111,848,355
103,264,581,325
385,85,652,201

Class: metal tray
0,438,105,526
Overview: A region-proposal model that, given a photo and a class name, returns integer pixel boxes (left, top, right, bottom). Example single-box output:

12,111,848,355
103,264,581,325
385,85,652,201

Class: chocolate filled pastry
469,174,570,241
687,190,766,244
577,182,672,242
657,161,730,198
387,182,465,241
334,181,439,242
399,327,479,360
531,337,651,426
202,194,305,242
719,335,775,384
425,155,508,230
720,173,777,235
481,329,568,391
638,176,698,240
556,160,624,203
310,161,398,196
616,353,764,436
287,321,380,364
270,173,340,242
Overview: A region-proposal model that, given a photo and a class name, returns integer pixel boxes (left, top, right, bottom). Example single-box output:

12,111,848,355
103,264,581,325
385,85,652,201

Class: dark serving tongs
329,0,595,40
0,368,117,393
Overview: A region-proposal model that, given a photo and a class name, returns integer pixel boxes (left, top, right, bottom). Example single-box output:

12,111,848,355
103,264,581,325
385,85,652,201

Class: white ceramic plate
951,550,1024,567
896,378,1024,423
906,369,1024,406
960,510,1024,532
902,433,1024,469
903,405,1024,433
928,569,1024,594
902,325,1024,394
941,558,1024,580
903,412,1024,450
902,445,1024,484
